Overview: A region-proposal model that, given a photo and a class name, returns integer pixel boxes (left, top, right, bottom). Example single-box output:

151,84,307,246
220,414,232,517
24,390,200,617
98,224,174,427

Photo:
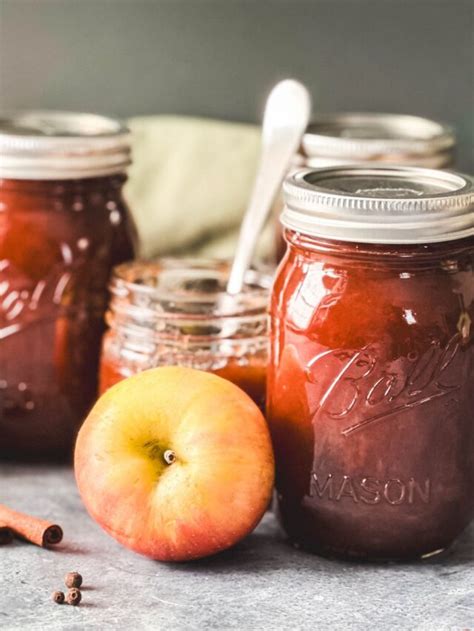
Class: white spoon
226,79,311,295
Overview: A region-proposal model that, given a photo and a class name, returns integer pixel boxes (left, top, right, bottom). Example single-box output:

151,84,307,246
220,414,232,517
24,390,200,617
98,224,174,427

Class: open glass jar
0,111,136,459
269,166,474,560
100,259,270,411
274,113,456,260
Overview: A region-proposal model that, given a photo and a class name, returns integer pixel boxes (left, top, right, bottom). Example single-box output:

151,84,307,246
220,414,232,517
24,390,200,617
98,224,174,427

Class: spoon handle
226,80,311,295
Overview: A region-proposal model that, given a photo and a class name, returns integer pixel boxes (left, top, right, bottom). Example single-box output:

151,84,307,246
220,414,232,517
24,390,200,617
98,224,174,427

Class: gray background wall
0,0,473,171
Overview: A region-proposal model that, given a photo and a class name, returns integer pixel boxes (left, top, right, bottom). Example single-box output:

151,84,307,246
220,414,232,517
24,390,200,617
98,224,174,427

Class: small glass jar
274,113,456,260
0,111,136,459
100,259,270,411
269,166,474,560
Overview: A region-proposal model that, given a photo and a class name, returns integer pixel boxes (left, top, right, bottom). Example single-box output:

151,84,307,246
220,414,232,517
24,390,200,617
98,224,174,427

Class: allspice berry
65,588,82,606
52,591,65,604
65,571,83,589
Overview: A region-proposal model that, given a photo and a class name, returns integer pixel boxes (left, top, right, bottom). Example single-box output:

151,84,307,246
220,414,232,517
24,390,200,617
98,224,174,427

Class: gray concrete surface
0,463,472,631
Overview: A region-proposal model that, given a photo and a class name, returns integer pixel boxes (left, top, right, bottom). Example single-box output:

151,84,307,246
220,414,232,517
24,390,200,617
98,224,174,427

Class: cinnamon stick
0,523,13,545
0,504,63,548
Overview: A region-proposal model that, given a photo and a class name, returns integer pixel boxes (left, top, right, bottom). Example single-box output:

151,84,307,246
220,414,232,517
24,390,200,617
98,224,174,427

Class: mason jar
274,113,456,260
100,259,270,411
0,111,136,459
269,165,474,560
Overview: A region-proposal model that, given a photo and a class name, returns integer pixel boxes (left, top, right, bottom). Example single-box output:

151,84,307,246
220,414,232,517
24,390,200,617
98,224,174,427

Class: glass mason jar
100,259,270,411
0,111,136,459
274,113,456,260
269,166,474,560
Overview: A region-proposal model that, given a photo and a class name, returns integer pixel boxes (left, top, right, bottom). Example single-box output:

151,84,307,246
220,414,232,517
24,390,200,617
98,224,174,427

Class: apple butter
269,166,474,560
0,112,136,459
99,259,270,411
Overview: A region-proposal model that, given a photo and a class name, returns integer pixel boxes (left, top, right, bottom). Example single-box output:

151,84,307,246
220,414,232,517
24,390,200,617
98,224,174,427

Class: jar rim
109,258,272,321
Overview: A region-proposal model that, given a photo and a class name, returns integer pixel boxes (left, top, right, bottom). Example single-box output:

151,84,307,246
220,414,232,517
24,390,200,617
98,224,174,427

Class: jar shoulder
272,248,474,354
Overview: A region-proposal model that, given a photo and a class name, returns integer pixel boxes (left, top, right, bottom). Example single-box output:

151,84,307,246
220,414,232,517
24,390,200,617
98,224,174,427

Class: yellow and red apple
74,366,274,562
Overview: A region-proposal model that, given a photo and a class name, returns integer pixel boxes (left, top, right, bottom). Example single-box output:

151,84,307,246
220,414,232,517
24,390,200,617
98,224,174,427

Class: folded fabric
124,115,274,261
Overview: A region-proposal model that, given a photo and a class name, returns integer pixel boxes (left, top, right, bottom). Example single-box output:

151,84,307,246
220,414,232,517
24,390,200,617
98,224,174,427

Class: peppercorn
65,571,83,589
66,588,82,606
52,591,65,604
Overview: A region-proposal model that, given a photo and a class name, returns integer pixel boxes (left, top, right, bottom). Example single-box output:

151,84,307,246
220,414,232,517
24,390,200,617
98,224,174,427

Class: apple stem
163,450,176,465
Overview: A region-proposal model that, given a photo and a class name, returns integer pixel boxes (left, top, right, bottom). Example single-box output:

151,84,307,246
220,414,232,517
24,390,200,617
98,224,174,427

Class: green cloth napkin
124,115,274,260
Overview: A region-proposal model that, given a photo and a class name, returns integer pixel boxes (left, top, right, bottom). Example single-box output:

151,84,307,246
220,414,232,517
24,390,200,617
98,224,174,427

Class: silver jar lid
0,111,131,179
282,166,474,244
302,113,455,168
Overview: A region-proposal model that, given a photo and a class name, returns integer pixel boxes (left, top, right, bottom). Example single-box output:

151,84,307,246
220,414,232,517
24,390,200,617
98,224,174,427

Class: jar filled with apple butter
0,111,136,459
100,259,270,411
274,113,456,260
269,165,474,560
